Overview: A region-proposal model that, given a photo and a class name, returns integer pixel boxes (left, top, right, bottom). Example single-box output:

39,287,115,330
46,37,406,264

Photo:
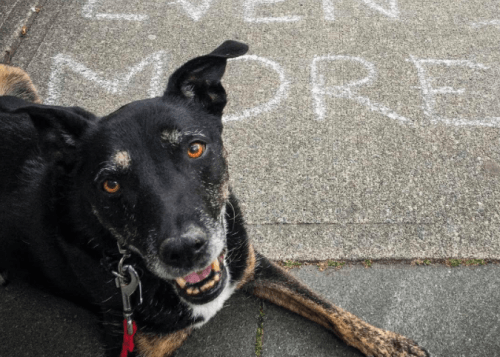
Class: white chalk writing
173,0,215,21
224,55,290,122
311,55,409,123
322,0,335,21
471,20,500,28
409,57,500,127
243,0,302,23
82,0,401,22
46,52,167,105
82,0,148,21
360,0,399,19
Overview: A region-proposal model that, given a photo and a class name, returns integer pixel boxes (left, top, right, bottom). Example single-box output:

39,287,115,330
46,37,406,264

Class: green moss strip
255,303,265,356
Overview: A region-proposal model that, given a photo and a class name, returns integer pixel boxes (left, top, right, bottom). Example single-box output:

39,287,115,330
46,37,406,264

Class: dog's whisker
101,295,114,304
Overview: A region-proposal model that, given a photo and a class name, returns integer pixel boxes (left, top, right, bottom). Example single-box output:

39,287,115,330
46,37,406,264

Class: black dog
0,41,430,357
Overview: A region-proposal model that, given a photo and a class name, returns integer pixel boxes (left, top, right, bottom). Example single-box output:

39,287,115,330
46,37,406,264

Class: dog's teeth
212,259,220,272
176,277,187,289
186,287,194,295
214,274,220,282
192,288,200,295
200,278,217,292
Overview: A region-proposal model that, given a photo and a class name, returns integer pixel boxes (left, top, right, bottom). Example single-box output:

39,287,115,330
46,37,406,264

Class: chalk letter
471,19,500,29
409,56,500,127
360,0,399,19
82,0,148,20
46,52,167,105
322,0,399,21
173,0,214,21
244,0,302,23
223,55,289,122
311,55,409,123
322,0,335,21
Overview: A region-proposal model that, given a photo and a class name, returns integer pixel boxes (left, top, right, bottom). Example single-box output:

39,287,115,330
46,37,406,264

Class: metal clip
112,243,143,335
117,265,143,334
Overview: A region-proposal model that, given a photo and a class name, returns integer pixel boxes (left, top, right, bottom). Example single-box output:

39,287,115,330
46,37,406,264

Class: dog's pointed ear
4,100,95,168
164,40,249,115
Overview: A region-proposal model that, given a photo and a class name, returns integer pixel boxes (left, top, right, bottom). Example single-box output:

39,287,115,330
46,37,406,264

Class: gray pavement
1,264,500,356
1,0,500,356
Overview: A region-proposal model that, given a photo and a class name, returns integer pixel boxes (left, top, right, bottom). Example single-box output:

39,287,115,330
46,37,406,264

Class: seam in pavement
255,300,265,357
23,0,64,70
0,0,21,31
276,258,500,269
247,222,499,226
248,222,439,226
2,0,48,64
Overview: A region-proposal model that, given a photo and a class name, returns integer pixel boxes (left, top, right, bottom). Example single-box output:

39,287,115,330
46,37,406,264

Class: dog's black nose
160,226,208,267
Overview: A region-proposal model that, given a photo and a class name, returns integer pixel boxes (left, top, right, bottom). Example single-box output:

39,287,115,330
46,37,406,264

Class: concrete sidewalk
1,263,499,356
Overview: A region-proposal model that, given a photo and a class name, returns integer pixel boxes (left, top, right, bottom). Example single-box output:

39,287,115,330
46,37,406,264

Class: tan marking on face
113,151,131,169
236,243,256,289
135,328,192,357
161,129,181,146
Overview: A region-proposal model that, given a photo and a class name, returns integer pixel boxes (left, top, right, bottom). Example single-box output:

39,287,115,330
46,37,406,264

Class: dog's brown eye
188,142,205,158
103,180,120,193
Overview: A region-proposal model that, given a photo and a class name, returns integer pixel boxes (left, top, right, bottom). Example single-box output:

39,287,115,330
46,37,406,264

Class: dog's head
15,41,248,304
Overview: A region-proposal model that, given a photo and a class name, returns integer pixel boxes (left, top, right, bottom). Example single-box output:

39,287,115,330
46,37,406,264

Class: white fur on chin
188,266,236,329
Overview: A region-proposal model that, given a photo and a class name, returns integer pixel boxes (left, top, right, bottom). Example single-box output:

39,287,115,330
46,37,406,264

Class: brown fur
0,64,41,103
236,243,256,289
135,328,193,357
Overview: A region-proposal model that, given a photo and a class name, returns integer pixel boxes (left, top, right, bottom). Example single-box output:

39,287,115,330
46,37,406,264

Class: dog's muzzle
173,250,227,304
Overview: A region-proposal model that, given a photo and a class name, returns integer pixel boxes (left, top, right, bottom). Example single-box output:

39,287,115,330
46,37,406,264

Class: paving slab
2,264,499,356
263,264,500,357
3,0,499,260
0,280,259,357
248,222,500,260
0,279,105,357
173,292,260,357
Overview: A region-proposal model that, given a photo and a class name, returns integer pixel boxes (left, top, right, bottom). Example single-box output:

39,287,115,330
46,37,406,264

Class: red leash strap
120,319,137,357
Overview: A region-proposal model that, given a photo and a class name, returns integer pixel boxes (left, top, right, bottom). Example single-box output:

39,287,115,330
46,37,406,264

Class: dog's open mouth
174,251,227,303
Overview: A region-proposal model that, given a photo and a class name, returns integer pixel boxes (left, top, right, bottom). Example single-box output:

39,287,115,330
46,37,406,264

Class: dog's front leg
134,328,192,357
239,244,429,357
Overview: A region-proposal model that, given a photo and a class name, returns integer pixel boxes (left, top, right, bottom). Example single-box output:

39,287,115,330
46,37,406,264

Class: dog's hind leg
0,64,42,103
135,328,193,357
240,245,430,357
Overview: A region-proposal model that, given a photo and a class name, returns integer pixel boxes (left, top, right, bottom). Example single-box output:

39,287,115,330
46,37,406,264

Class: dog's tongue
184,265,212,284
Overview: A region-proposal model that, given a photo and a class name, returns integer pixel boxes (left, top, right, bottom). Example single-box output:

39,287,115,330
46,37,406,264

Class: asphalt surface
1,0,499,356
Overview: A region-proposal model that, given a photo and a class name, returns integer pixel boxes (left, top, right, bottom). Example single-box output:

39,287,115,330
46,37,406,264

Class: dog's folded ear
0,98,95,169
164,40,249,116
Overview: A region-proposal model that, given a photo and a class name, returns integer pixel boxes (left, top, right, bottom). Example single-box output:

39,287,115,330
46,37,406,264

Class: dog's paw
355,329,430,357
365,331,430,357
